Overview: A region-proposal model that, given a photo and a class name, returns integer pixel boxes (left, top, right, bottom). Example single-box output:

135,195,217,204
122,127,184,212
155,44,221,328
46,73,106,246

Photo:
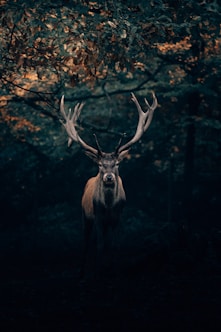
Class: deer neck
97,174,119,208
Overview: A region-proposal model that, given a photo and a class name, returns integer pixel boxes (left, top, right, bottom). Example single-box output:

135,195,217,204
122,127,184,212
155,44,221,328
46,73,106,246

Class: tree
0,0,220,226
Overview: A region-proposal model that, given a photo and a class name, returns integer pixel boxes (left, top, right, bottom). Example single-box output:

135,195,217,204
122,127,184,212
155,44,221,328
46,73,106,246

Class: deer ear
84,150,100,163
117,150,129,162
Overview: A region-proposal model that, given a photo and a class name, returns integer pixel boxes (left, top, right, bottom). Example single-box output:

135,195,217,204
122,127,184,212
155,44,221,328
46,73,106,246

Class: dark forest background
0,1,221,331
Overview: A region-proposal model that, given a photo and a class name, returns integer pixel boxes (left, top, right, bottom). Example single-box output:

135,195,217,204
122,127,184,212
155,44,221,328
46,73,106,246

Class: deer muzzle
103,172,116,185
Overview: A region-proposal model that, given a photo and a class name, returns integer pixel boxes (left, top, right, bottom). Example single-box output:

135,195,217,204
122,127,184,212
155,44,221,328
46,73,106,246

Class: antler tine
130,92,144,115
71,102,84,122
115,133,127,154
117,92,157,154
143,91,157,131
60,95,98,155
93,133,103,156
60,95,67,120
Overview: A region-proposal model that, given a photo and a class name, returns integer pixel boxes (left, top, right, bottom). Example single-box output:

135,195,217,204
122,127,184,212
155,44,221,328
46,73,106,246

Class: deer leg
94,218,106,277
80,216,93,279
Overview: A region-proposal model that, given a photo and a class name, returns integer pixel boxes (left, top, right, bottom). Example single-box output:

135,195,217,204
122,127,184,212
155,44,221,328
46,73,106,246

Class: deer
60,92,158,277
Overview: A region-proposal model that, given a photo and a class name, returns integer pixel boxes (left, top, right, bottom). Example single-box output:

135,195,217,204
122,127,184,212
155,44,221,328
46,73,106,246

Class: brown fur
80,169,126,277
81,174,125,220
81,175,99,219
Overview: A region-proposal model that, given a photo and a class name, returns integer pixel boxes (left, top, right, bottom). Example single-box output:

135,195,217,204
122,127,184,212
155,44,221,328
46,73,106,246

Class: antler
60,95,99,155
117,92,158,153
60,93,157,156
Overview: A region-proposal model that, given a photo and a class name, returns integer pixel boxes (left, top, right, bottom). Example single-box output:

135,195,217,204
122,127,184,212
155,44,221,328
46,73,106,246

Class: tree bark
183,90,201,226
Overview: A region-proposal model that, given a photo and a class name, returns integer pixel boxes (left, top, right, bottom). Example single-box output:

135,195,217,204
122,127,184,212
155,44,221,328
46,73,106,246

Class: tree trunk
183,90,200,226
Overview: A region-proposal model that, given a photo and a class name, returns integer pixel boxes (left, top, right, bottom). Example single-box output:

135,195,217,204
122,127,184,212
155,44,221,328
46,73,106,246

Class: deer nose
104,173,115,183
106,174,113,181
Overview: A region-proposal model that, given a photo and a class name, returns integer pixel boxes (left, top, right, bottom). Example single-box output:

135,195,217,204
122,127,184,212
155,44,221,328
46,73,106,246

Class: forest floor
1,214,221,332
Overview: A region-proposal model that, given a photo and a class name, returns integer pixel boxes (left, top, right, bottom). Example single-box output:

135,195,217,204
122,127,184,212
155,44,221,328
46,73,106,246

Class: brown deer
60,93,158,277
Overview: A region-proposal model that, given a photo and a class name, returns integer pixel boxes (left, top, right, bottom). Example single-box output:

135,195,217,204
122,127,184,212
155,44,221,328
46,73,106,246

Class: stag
60,93,158,277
